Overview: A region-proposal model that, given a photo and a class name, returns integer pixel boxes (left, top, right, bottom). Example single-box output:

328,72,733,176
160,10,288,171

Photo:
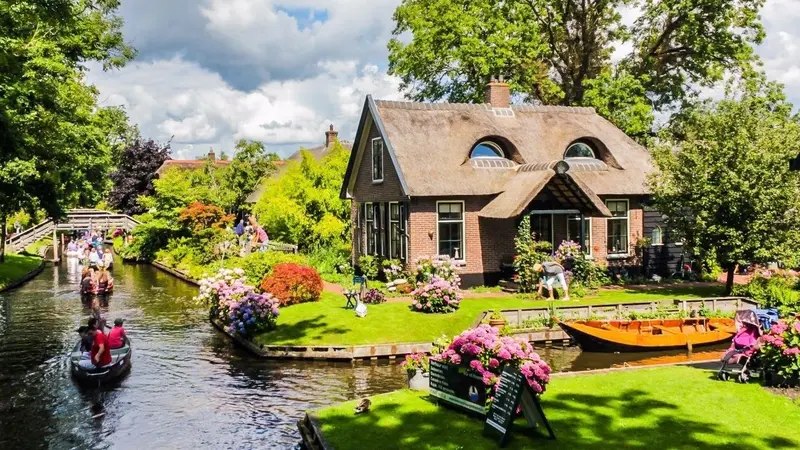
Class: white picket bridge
5,209,139,253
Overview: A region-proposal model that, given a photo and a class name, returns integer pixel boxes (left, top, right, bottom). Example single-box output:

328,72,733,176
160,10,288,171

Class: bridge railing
4,209,140,252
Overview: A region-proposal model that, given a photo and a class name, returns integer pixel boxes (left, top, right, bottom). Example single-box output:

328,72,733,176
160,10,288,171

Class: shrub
555,240,610,290
382,258,406,281
411,276,461,313
731,271,800,316
401,352,429,373
194,268,280,338
260,263,323,306
413,256,461,286
513,216,552,293
242,251,308,285
759,317,800,386
434,325,552,395
308,244,351,278
178,201,234,232
362,288,386,304
358,255,380,279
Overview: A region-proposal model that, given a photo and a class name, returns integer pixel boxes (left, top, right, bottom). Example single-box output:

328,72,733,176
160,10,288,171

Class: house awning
478,167,612,219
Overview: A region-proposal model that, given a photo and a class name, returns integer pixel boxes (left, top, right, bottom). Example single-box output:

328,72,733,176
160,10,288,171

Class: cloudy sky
87,0,800,159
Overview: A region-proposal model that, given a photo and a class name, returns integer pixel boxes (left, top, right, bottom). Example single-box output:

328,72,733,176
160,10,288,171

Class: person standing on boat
88,246,102,269
534,262,570,301
78,318,112,369
102,248,113,269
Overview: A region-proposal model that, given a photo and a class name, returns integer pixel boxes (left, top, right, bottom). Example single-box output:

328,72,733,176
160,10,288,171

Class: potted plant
488,310,507,329
401,352,430,390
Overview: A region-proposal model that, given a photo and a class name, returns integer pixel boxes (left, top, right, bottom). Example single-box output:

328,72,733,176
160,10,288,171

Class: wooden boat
558,317,736,352
80,279,114,296
70,335,132,385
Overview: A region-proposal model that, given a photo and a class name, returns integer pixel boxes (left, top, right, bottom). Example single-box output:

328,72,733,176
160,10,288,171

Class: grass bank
315,366,800,450
0,253,42,291
253,285,725,346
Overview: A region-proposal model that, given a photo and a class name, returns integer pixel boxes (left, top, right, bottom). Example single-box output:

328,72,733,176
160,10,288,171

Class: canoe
70,335,132,385
558,317,736,352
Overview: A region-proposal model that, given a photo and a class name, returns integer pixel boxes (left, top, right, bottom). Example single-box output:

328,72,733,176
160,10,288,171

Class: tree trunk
724,262,736,296
0,215,6,263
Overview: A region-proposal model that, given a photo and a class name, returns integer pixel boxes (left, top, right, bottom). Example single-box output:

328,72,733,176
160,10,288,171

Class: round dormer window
564,142,595,159
470,142,504,159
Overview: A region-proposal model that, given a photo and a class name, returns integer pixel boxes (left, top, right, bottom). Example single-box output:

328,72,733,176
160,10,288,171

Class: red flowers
260,263,323,306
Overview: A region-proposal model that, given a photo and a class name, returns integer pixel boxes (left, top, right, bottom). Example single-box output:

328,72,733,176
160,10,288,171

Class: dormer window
470,142,504,159
565,142,596,159
371,137,384,182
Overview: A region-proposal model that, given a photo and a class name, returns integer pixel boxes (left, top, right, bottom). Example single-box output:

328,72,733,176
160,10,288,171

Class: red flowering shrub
260,263,323,306
178,202,234,232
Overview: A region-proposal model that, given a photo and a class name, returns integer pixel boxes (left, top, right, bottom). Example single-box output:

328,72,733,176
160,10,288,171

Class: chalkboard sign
429,360,487,415
484,366,556,446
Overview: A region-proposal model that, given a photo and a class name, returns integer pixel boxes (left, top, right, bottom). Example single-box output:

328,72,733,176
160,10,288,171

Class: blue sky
87,0,800,159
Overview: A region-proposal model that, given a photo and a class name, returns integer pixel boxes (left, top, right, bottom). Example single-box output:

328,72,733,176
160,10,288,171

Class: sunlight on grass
316,367,800,450
254,284,726,346
0,253,41,290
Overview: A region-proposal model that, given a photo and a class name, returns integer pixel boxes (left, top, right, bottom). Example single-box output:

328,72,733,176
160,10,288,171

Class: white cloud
87,56,403,158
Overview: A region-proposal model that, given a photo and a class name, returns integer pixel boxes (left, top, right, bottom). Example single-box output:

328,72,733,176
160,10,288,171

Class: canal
0,259,723,449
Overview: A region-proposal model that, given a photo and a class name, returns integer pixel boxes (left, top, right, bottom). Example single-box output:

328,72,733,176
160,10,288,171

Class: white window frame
566,215,592,256
371,137,384,183
364,202,375,256
605,199,630,256
470,141,504,159
389,201,401,260
436,200,466,262
652,226,664,246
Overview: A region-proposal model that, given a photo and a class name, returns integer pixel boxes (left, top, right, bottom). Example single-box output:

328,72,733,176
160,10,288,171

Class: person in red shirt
78,318,112,369
108,318,127,349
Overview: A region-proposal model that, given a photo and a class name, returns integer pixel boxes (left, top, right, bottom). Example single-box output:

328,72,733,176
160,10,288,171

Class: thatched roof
341,96,653,218
155,159,231,176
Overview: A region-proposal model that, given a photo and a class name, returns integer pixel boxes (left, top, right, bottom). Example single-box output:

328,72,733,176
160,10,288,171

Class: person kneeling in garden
534,262,569,301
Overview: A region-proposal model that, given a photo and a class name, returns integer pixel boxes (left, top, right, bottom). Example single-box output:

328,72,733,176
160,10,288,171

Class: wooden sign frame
484,366,556,447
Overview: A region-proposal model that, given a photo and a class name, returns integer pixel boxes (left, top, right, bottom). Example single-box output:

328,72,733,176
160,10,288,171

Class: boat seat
652,325,681,335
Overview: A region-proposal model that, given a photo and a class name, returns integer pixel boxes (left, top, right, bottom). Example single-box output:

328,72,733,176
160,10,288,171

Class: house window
652,226,663,246
437,201,464,260
565,142,595,159
566,215,591,255
470,142,504,159
389,202,402,260
371,138,384,182
606,200,629,255
531,214,553,248
365,202,376,255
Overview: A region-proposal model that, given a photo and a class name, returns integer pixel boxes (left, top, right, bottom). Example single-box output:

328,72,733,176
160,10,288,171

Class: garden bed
307,366,800,450
0,254,44,293
765,386,800,404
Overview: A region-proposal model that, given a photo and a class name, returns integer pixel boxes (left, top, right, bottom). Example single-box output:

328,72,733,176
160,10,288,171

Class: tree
254,141,351,249
217,140,279,213
108,138,171,215
650,79,800,294
0,0,134,261
388,0,764,137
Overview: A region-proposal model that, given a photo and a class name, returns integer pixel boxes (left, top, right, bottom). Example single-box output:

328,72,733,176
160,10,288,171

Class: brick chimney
208,147,216,161
484,75,510,108
325,124,339,148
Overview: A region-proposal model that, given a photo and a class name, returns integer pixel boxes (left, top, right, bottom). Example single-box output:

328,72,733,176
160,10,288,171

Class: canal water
0,259,724,449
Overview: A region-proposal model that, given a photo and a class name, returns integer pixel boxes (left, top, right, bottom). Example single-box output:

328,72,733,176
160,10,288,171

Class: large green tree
388,0,764,137
218,140,279,213
0,0,134,261
650,79,800,294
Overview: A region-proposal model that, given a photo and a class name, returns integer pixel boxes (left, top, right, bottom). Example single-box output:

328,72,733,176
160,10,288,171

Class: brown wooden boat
558,317,736,352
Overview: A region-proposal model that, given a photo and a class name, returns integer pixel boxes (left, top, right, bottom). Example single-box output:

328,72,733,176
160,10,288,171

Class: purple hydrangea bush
410,275,462,313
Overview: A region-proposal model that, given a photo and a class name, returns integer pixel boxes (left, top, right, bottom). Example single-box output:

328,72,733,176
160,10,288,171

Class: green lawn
0,253,41,290
253,284,725,346
316,366,800,450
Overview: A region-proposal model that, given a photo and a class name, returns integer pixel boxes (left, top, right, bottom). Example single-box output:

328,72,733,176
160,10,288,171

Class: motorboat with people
558,316,737,352
69,335,132,385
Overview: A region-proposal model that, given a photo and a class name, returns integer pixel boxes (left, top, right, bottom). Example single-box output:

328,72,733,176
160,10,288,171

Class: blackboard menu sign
429,360,487,415
484,366,556,446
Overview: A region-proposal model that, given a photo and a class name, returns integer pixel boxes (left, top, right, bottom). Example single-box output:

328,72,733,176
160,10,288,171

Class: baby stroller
717,308,778,383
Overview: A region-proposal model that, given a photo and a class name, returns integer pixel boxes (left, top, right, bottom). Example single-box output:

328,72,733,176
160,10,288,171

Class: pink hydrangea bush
401,352,430,373
194,268,280,338
433,325,552,395
759,316,800,384
410,275,462,313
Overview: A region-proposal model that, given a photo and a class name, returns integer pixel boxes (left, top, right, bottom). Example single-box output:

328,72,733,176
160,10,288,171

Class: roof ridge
373,99,595,114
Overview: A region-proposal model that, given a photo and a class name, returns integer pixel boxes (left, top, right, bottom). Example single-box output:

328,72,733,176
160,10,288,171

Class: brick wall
352,121,405,203
408,197,516,286
589,196,644,267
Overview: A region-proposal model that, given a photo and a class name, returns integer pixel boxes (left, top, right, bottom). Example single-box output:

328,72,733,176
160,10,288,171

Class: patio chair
345,276,367,309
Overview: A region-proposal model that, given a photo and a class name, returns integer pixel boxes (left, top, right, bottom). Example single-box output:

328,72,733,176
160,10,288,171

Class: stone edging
150,260,199,286
297,412,333,450
0,258,45,294
550,358,720,378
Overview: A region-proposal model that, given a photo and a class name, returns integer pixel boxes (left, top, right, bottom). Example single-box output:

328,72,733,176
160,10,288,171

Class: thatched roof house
341,80,680,286
155,149,232,176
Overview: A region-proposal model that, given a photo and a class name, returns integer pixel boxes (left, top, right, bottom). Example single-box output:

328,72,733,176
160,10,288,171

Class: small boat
558,317,736,352
70,336,132,384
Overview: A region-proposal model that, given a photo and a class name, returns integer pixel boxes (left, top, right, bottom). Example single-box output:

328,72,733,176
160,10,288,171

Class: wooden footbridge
4,209,139,254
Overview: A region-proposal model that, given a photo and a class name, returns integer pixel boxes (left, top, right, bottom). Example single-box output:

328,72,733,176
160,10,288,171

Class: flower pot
408,369,430,391
488,319,507,330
